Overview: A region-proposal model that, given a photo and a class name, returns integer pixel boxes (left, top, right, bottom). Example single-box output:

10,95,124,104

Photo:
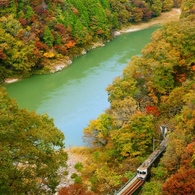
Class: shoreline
117,8,180,34
4,8,180,85
42,8,181,77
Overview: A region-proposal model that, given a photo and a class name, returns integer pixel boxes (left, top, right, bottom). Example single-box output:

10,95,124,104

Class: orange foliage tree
65,40,76,49
162,169,195,195
145,105,159,116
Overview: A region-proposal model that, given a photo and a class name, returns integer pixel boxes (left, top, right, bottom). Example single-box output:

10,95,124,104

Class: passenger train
137,140,167,180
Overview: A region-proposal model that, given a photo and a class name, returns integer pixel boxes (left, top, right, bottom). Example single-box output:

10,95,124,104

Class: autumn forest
0,0,178,82
1,0,195,195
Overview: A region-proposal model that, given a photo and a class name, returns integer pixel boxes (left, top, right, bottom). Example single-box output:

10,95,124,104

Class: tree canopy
0,0,180,82
0,87,67,194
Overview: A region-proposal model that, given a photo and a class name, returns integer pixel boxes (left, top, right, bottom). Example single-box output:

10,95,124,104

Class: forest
0,0,177,82
1,0,195,195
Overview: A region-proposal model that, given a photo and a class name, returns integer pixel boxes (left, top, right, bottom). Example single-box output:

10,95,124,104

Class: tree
131,7,143,22
0,14,22,36
142,180,162,195
106,75,138,103
25,5,35,20
0,27,36,77
148,0,162,16
173,0,182,7
162,0,173,11
162,169,195,195
180,0,195,18
0,87,67,194
0,0,10,7
72,19,87,45
83,113,112,147
111,112,155,157
110,97,138,124
43,26,54,47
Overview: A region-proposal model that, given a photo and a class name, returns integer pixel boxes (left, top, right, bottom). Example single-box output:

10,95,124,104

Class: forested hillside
0,0,177,82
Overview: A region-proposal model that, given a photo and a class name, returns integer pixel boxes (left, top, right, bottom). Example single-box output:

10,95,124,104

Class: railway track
117,177,144,195
122,179,144,195
115,138,168,195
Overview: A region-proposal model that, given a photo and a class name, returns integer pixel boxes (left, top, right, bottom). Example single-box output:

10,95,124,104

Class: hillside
0,0,175,82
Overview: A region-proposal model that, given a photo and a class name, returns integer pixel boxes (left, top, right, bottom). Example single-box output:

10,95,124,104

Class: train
137,140,168,180
115,139,168,194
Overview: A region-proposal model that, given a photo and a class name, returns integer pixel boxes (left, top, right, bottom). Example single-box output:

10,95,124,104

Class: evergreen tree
25,5,35,20
43,26,54,47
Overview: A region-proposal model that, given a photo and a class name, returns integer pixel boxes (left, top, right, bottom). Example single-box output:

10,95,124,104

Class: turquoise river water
5,26,160,147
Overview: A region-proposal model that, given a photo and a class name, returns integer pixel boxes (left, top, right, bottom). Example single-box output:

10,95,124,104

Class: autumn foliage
2,0,195,194
145,106,159,116
0,0,179,82
162,169,195,195
65,40,76,49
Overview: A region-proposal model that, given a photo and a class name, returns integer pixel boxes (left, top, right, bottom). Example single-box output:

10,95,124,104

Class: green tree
43,26,54,47
142,181,162,195
162,0,173,11
111,112,155,158
83,113,113,147
180,0,195,18
0,27,36,78
25,5,35,20
55,31,62,45
145,0,162,16
72,19,87,45
0,87,67,194
0,14,22,36
99,0,110,9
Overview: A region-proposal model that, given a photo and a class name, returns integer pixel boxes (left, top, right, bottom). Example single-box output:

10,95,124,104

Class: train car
137,140,167,180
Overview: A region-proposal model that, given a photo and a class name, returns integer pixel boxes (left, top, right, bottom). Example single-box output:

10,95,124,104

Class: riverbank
56,147,90,193
116,8,180,35
45,9,181,76
4,9,180,84
53,9,180,76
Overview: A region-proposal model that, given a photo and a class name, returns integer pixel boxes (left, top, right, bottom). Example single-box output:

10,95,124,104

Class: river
5,26,160,147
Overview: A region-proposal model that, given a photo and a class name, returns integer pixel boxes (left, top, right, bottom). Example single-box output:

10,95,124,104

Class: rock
5,78,19,83
51,60,72,73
